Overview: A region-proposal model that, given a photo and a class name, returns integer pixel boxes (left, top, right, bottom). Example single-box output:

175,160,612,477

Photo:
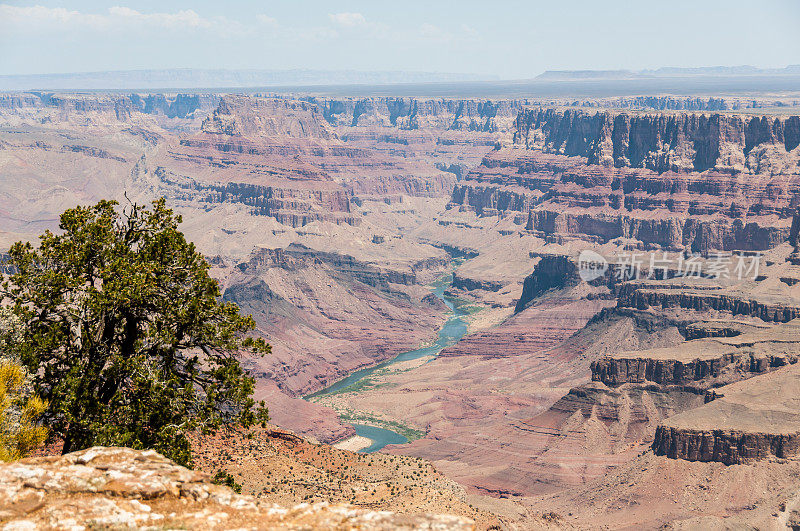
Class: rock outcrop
200,96,336,139
652,363,800,464
514,254,579,312
591,319,800,387
789,206,800,264
449,148,797,252
0,91,218,119
0,447,474,530
449,107,800,252
513,108,800,175
616,280,800,322
652,424,800,465
317,97,524,132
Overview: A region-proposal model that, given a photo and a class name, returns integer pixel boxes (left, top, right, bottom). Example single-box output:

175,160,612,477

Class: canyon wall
616,283,800,322
513,108,800,175
590,350,798,387
448,107,800,252
650,361,800,464
315,97,525,131
652,425,800,464
0,91,218,119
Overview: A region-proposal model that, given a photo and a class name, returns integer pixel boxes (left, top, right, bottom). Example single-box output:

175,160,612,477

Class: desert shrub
212,469,243,493
0,309,47,461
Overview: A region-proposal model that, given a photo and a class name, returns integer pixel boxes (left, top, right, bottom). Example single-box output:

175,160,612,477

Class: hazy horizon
3,64,800,79
1,0,799,79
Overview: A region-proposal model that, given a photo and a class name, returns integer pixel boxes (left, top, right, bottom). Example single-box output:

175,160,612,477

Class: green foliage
211,469,242,493
3,198,270,466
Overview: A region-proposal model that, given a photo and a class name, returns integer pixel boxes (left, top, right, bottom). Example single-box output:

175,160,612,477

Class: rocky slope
312,277,685,496
0,446,474,530
328,232,800,502
189,426,527,529
206,243,450,443
524,448,800,529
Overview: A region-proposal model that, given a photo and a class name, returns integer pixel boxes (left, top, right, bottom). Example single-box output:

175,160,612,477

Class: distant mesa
536,64,800,81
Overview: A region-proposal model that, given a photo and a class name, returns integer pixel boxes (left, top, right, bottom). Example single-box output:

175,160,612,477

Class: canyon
3,88,800,529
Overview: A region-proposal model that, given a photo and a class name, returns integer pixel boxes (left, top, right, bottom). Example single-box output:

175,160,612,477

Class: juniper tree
2,198,269,466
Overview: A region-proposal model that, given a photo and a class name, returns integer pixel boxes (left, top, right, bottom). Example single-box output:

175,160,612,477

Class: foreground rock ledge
0,447,474,530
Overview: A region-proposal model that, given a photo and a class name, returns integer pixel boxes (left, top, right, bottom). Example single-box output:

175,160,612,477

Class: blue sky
1,0,799,78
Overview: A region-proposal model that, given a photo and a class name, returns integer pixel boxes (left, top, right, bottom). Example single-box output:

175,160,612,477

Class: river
303,270,469,453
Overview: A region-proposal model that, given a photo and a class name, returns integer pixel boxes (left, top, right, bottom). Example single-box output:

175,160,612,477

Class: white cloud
0,4,73,22
107,6,212,29
0,4,240,34
256,14,278,27
0,4,107,28
328,12,367,28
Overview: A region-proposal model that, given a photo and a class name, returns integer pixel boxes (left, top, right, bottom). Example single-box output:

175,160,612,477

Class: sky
1,0,799,79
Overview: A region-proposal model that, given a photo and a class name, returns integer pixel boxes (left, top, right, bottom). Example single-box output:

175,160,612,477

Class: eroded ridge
591,320,800,387
653,363,800,464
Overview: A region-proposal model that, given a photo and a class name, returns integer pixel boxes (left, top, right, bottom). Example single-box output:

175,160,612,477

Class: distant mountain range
2,66,799,92
0,69,497,91
536,65,800,80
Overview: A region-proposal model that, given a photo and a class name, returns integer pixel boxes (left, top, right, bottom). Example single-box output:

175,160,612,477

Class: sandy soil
333,435,372,452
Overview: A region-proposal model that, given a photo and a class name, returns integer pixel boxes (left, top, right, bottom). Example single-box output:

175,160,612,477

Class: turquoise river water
303,271,469,453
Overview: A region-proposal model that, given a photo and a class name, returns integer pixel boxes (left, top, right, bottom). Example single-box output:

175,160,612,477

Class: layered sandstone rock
449,148,797,252
652,424,800,465
0,447,474,530
200,96,335,139
591,319,800,387
513,108,800,175
0,91,218,120
153,96,463,228
652,363,800,464
449,107,800,253
567,94,800,112
616,281,800,322
317,97,524,132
